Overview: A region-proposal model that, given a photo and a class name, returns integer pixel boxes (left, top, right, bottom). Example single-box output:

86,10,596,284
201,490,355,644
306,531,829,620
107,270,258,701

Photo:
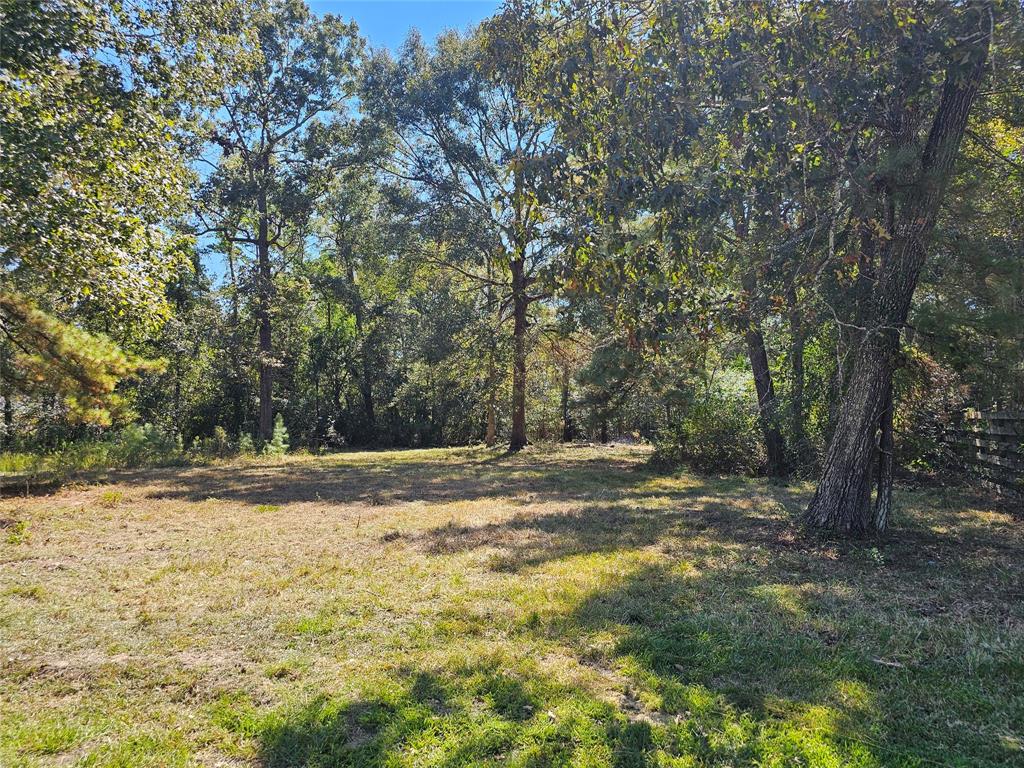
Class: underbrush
651,391,766,474
0,425,255,487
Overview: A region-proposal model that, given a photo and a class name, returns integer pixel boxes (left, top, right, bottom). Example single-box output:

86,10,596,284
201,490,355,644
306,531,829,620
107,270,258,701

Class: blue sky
309,1,502,50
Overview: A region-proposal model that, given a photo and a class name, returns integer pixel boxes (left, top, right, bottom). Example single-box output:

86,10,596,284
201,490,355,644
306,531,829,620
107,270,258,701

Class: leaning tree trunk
742,270,788,476
805,24,990,532
509,258,529,452
746,324,788,476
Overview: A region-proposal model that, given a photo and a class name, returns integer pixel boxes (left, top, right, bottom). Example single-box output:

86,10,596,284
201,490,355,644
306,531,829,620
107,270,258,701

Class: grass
0,444,1020,767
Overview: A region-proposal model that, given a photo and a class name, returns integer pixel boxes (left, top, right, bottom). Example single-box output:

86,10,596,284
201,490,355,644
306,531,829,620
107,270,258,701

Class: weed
4,519,28,544
98,490,124,508
5,584,44,600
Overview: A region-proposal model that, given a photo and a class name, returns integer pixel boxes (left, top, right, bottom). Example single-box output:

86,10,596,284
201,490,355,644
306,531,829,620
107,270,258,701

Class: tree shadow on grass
132,448,653,508
405,481,1024,765
246,579,904,767
565,558,1023,765
237,474,1023,765
253,664,659,768
211,448,1023,766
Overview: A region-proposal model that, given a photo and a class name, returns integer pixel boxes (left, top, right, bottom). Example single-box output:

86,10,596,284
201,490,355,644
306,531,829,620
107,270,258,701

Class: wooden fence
944,409,1023,498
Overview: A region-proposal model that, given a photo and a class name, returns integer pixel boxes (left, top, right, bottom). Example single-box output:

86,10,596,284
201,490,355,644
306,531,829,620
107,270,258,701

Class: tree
803,2,995,532
500,0,806,473
307,170,418,444
361,28,561,451
511,0,1018,514
0,0,241,425
195,0,362,441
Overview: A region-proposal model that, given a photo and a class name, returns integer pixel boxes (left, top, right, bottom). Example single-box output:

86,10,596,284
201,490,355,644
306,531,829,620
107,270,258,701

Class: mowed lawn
1,446,1021,768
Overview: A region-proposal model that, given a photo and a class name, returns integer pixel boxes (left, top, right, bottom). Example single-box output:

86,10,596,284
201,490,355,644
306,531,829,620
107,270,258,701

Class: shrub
238,433,256,455
109,423,182,468
190,426,234,459
0,423,184,484
652,390,765,474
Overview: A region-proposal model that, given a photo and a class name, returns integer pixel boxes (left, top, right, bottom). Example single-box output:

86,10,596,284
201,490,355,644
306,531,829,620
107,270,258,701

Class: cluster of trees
2,0,1022,534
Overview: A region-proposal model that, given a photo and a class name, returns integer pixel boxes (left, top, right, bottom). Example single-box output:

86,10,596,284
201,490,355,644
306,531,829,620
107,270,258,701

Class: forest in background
1,0,1022,533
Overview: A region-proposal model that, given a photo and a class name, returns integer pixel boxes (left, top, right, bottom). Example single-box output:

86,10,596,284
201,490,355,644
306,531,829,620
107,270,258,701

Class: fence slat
946,409,1023,498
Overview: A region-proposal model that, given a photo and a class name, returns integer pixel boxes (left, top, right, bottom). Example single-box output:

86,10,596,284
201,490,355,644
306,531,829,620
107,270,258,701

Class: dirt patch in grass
1,444,1021,766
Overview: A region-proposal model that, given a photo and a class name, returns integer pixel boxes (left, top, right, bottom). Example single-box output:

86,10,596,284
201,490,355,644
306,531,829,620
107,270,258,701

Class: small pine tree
237,433,255,455
212,426,230,456
263,414,289,456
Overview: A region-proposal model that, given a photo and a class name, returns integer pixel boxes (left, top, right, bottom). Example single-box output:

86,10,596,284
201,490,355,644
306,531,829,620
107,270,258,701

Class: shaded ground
0,444,1021,767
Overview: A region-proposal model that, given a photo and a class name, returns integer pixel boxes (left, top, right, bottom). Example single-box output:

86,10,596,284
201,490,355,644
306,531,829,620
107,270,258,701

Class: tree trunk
561,366,574,442
746,324,788,476
225,248,245,437
484,271,498,446
509,258,528,451
347,262,376,443
874,378,894,532
740,266,788,476
485,347,497,446
360,374,375,441
805,25,990,531
485,398,497,445
173,361,182,436
1,344,11,450
787,286,809,466
357,335,375,443
256,186,274,443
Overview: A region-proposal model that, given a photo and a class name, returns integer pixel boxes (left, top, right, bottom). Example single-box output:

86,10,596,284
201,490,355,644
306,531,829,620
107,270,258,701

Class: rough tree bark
805,20,991,532
874,379,895,531
509,256,528,451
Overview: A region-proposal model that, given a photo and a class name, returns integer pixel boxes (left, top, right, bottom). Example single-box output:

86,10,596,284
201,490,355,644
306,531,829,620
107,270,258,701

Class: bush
109,423,182,468
0,423,185,485
238,433,256,455
652,391,765,474
190,426,233,459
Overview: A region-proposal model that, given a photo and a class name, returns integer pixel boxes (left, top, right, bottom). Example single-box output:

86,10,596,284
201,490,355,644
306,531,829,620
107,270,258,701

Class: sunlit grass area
1,445,1021,767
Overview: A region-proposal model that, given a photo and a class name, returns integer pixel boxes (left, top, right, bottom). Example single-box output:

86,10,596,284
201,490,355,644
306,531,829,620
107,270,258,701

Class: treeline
1,0,1022,533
